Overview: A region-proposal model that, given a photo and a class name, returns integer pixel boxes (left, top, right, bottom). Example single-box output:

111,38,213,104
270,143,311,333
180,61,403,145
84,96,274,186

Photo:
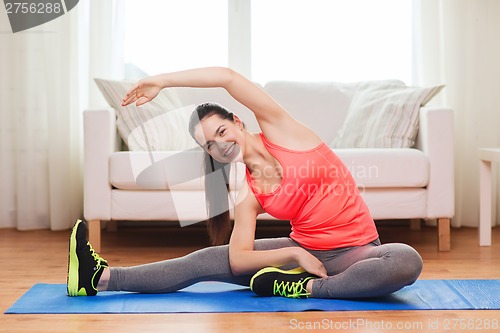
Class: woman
67,67,422,298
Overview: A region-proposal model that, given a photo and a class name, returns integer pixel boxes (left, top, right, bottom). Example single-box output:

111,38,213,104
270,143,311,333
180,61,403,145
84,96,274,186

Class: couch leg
88,219,101,253
438,218,451,251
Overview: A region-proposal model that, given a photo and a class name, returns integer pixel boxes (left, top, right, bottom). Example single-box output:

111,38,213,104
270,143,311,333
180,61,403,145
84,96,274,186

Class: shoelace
86,241,108,292
87,241,108,268
273,278,311,299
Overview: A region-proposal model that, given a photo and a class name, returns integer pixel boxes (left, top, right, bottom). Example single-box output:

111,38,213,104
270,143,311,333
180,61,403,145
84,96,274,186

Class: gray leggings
107,238,423,298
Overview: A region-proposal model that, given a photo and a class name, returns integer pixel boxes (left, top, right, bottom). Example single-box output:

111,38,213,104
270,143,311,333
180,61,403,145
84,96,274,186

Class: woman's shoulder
259,121,324,151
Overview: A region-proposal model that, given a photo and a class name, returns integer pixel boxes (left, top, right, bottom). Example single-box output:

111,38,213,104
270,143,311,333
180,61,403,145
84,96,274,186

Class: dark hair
189,103,234,246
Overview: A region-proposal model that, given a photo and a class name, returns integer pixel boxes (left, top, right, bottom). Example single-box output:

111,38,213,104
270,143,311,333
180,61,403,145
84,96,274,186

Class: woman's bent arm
229,183,327,277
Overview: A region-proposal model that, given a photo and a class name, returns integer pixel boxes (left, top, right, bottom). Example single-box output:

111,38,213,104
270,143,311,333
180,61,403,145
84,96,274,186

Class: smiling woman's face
193,113,244,163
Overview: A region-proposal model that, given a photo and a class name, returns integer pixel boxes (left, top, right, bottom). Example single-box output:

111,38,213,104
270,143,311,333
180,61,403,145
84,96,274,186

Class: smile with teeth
224,143,236,157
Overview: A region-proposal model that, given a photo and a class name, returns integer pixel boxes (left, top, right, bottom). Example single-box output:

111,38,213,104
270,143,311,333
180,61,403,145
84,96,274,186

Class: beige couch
84,81,454,252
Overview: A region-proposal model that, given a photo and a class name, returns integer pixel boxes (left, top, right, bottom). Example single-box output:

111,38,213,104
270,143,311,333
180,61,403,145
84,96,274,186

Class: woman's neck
242,132,272,170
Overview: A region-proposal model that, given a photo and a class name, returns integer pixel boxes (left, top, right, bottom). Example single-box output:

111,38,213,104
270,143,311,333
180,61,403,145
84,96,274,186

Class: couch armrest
416,107,455,218
83,109,120,221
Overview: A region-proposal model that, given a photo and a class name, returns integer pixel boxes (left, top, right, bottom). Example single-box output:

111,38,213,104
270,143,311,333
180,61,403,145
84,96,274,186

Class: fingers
316,266,328,278
121,92,136,106
121,92,143,107
311,257,328,278
121,96,135,107
306,263,327,278
121,93,151,107
310,261,328,278
301,264,328,279
302,267,328,278
297,249,328,278
121,83,141,106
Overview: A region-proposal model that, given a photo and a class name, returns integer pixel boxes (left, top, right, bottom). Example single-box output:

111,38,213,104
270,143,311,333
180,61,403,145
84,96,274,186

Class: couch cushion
264,80,407,144
334,148,429,188
332,83,444,148
109,150,246,191
110,148,428,190
94,79,199,151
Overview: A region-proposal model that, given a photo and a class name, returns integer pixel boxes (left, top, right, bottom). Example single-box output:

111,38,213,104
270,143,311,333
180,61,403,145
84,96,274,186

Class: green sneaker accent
77,287,88,296
273,276,314,298
66,219,80,296
67,220,108,297
250,267,317,299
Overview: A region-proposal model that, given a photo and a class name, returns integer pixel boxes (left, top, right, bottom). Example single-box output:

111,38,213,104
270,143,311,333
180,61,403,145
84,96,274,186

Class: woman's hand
294,248,328,278
121,76,164,107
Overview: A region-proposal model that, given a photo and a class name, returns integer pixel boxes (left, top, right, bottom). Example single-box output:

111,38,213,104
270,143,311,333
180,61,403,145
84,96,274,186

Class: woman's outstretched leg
67,219,298,296
107,236,298,293
105,244,244,293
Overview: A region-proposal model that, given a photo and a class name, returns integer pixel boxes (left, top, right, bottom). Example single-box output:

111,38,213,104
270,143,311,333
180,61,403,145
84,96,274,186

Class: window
124,0,228,77
123,0,412,84
251,0,413,84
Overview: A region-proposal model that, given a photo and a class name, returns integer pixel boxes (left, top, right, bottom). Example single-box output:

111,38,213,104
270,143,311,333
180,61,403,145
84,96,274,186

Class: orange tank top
245,133,378,250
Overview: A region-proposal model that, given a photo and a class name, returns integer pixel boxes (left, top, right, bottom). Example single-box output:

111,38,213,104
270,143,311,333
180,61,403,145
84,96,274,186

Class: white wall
437,0,500,227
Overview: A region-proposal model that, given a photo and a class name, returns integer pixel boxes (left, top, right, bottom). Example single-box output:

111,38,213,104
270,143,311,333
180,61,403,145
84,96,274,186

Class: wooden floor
1,221,499,333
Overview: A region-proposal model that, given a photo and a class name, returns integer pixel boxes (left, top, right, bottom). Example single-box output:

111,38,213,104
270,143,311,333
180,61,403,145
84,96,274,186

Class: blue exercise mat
5,280,500,314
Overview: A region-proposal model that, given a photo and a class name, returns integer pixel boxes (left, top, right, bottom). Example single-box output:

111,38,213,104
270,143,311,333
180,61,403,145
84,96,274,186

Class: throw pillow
94,78,198,151
331,83,444,148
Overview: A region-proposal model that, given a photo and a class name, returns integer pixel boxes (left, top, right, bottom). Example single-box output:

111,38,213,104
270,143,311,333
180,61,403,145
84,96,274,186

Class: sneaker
250,267,316,299
67,219,108,296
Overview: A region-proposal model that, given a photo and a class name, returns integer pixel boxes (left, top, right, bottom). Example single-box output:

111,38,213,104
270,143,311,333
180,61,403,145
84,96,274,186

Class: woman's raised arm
121,67,287,126
122,67,322,148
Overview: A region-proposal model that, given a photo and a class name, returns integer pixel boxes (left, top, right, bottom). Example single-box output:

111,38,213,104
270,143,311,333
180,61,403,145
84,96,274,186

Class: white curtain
0,1,124,230
413,0,500,227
